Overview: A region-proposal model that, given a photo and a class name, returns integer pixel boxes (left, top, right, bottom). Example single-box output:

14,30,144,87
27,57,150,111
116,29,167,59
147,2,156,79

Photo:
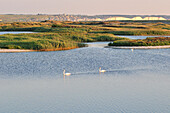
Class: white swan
131,49,134,52
99,67,106,73
63,70,71,76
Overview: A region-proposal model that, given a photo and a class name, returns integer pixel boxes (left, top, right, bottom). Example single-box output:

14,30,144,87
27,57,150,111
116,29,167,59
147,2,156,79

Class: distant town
0,14,170,22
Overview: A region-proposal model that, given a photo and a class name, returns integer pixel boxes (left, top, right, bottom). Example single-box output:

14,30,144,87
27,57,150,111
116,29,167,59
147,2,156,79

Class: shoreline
0,49,35,53
0,47,79,53
1,45,170,53
105,45,170,49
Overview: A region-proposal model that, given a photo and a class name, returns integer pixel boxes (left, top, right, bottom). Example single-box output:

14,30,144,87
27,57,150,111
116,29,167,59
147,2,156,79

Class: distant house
94,18,103,21
143,17,167,20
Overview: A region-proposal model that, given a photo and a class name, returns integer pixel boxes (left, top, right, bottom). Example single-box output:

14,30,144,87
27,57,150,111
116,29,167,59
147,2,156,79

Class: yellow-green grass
109,37,170,46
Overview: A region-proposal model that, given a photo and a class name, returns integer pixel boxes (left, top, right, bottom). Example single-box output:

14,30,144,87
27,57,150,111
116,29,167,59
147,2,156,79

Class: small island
108,37,170,49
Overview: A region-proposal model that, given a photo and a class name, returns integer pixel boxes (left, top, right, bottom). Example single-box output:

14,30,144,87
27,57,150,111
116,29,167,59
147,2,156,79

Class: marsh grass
0,21,170,50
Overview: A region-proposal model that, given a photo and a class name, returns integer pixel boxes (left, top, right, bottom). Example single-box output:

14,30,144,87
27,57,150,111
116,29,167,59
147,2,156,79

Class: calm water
0,43,170,113
116,35,170,39
0,31,35,35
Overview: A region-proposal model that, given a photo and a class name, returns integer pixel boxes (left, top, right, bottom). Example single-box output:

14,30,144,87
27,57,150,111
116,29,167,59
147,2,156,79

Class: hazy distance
1,0,170,15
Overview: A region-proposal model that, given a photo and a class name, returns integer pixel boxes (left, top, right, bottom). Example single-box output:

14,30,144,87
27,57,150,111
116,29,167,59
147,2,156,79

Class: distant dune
106,16,167,21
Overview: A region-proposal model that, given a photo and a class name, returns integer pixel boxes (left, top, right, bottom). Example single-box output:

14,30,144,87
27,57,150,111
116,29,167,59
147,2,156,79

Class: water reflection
63,74,65,81
63,74,71,82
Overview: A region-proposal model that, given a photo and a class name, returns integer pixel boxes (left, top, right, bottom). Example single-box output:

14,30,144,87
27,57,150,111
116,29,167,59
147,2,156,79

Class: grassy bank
0,32,127,50
109,37,170,46
0,33,83,50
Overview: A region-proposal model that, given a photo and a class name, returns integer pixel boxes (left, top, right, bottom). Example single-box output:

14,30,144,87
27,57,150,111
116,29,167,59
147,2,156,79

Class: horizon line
0,14,170,16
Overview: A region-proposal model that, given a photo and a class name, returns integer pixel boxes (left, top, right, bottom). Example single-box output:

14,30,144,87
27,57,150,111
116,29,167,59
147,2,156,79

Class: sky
1,0,170,15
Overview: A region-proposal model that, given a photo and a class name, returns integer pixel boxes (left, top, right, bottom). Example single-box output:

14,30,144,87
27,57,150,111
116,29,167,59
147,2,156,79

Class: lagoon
0,31,35,35
0,43,170,112
116,35,170,39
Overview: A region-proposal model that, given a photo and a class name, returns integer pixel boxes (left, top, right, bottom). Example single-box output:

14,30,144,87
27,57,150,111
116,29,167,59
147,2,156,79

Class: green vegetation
109,37,170,46
0,33,81,50
0,32,127,50
0,21,170,50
